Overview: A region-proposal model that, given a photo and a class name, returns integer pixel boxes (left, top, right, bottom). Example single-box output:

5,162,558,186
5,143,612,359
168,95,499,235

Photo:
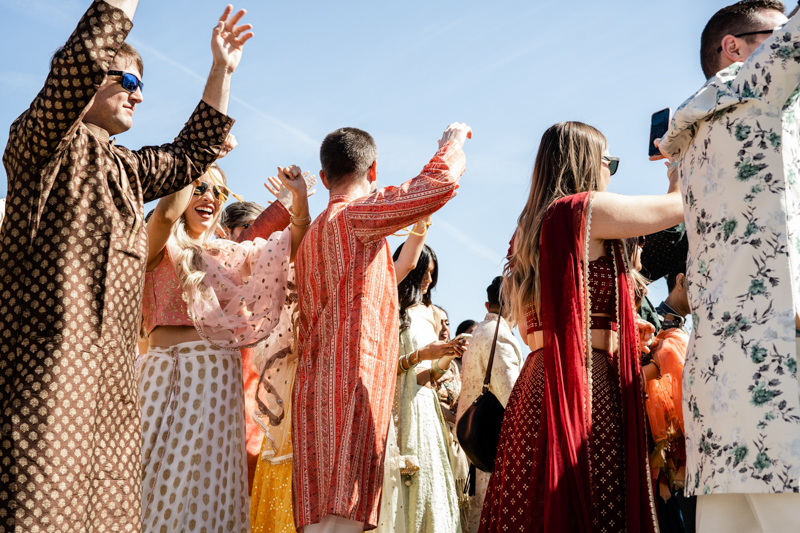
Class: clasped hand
438,122,473,150
264,166,317,210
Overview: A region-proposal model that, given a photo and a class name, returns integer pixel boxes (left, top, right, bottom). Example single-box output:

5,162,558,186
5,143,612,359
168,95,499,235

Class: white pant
696,493,800,532
303,515,364,533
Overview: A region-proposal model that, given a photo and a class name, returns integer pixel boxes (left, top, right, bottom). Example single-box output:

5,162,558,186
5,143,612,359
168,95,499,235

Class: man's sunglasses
717,29,775,53
108,70,144,93
602,155,620,176
194,181,230,203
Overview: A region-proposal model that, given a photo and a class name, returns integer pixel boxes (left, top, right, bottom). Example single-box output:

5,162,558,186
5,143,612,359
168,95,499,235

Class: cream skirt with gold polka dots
138,340,250,533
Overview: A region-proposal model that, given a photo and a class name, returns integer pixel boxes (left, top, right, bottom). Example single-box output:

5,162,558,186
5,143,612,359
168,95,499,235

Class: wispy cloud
128,38,318,149
436,218,503,265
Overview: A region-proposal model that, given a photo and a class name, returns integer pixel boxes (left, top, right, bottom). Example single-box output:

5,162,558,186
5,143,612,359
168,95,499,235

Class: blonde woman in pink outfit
138,156,312,533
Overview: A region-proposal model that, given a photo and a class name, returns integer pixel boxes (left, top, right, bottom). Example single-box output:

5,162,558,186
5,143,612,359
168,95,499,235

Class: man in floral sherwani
660,1,800,530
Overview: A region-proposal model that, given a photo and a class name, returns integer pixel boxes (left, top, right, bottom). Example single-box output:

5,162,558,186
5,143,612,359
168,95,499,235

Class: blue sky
0,0,726,336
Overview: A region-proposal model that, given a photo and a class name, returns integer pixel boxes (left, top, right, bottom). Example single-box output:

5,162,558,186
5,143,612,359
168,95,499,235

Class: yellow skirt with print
250,434,295,532
250,355,297,532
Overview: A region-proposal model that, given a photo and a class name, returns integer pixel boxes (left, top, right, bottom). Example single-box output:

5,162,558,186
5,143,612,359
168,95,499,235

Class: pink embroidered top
142,249,193,335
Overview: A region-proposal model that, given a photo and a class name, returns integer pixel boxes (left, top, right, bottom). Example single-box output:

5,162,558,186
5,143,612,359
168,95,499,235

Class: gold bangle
651,357,662,380
291,216,312,229
432,358,447,375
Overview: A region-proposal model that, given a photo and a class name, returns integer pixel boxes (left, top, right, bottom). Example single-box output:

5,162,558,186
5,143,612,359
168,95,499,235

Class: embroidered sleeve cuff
177,100,236,166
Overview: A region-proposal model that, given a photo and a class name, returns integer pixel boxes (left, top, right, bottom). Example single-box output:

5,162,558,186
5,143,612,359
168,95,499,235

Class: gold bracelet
432,358,447,375
398,355,409,372
651,357,662,380
392,221,432,238
291,215,312,229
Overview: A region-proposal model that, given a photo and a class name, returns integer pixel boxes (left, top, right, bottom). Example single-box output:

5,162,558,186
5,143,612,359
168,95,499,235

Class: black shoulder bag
456,311,505,474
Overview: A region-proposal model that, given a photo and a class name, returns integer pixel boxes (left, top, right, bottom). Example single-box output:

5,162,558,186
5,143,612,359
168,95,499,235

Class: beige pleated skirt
138,340,250,533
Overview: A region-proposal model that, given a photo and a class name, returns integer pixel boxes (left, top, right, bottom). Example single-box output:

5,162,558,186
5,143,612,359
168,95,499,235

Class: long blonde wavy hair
172,163,227,296
503,121,609,323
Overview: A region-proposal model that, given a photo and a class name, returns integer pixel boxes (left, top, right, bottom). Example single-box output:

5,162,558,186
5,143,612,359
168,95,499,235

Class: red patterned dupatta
537,192,656,533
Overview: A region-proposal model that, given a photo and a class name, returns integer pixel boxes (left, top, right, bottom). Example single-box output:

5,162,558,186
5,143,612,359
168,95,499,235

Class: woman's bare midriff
147,325,202,349
525,314,619,354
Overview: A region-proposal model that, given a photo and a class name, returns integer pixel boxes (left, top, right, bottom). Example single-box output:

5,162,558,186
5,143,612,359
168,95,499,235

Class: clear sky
0,0,729,337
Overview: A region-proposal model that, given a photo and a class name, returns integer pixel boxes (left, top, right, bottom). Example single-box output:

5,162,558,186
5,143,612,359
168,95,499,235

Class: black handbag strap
481,309,503,394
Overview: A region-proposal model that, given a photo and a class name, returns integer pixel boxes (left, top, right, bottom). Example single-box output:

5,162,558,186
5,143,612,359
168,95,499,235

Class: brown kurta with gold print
0,2,234,531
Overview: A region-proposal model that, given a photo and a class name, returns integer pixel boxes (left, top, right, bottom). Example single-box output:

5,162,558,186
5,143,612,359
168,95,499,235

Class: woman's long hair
503,121,608,322
393,243,438,328
173,163,227,295
624,237,650,312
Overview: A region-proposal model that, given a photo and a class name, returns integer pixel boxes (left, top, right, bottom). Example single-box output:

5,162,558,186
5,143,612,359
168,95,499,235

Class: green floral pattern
661,14,800,496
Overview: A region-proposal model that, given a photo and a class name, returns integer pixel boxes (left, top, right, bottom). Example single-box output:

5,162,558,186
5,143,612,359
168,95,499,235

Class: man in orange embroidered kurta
293,125,470,531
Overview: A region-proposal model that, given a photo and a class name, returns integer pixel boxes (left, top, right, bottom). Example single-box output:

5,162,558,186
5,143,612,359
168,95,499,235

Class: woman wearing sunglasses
137,159,313,533
479,122,682,533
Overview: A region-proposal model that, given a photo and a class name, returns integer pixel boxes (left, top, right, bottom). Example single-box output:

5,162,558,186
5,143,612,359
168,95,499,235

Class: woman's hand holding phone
449,334,470,358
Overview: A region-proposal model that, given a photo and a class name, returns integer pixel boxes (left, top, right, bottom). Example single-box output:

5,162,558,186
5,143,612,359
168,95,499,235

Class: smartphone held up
649,108,671,157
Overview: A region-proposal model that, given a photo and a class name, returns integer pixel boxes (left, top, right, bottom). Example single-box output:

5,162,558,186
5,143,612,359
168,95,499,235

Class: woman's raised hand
264,169,317,210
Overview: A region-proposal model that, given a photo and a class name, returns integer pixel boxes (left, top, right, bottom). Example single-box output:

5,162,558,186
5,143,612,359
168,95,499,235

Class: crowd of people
0,0,799,532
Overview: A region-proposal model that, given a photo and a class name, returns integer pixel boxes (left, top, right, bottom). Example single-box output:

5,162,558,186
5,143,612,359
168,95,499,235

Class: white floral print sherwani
661,12,800,496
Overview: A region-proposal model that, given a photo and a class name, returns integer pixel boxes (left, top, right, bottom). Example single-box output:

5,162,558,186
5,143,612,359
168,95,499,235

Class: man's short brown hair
700,0,785,79
319,127,377,188
51,41,143,77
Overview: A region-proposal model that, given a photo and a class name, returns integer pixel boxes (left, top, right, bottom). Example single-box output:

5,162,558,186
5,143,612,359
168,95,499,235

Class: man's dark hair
666,263,688,293
700,0,785,79
319,127,377,188
487,276,503,309
51,42,144,77
220,201,264,230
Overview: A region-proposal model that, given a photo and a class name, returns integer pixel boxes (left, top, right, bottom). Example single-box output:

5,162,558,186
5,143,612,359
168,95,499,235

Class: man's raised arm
348,123,471,243
202,5,254,115
137,6,253,202
6,1,133,173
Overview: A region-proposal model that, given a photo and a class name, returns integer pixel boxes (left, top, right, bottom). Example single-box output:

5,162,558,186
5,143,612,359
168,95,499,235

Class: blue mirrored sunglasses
107,70,144,93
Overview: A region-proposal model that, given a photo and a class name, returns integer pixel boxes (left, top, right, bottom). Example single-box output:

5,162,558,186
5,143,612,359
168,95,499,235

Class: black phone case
649,109,670,156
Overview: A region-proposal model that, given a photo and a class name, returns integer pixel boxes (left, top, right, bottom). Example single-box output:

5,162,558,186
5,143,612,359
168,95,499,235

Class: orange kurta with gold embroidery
292,141,466,529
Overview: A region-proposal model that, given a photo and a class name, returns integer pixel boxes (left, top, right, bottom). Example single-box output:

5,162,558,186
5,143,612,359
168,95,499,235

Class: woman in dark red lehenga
480,122,683,533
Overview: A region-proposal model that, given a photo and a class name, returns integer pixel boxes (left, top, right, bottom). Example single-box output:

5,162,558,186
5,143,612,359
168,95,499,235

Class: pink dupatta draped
168,229,293,350
536,192,657,532
251,269,299,461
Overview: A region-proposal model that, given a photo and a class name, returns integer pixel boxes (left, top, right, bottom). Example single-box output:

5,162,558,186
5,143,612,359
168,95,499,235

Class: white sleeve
734,10,800,109
488,329,523,408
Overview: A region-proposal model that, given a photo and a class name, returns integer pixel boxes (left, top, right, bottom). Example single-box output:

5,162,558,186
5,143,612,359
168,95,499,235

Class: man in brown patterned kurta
0,1,254,530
